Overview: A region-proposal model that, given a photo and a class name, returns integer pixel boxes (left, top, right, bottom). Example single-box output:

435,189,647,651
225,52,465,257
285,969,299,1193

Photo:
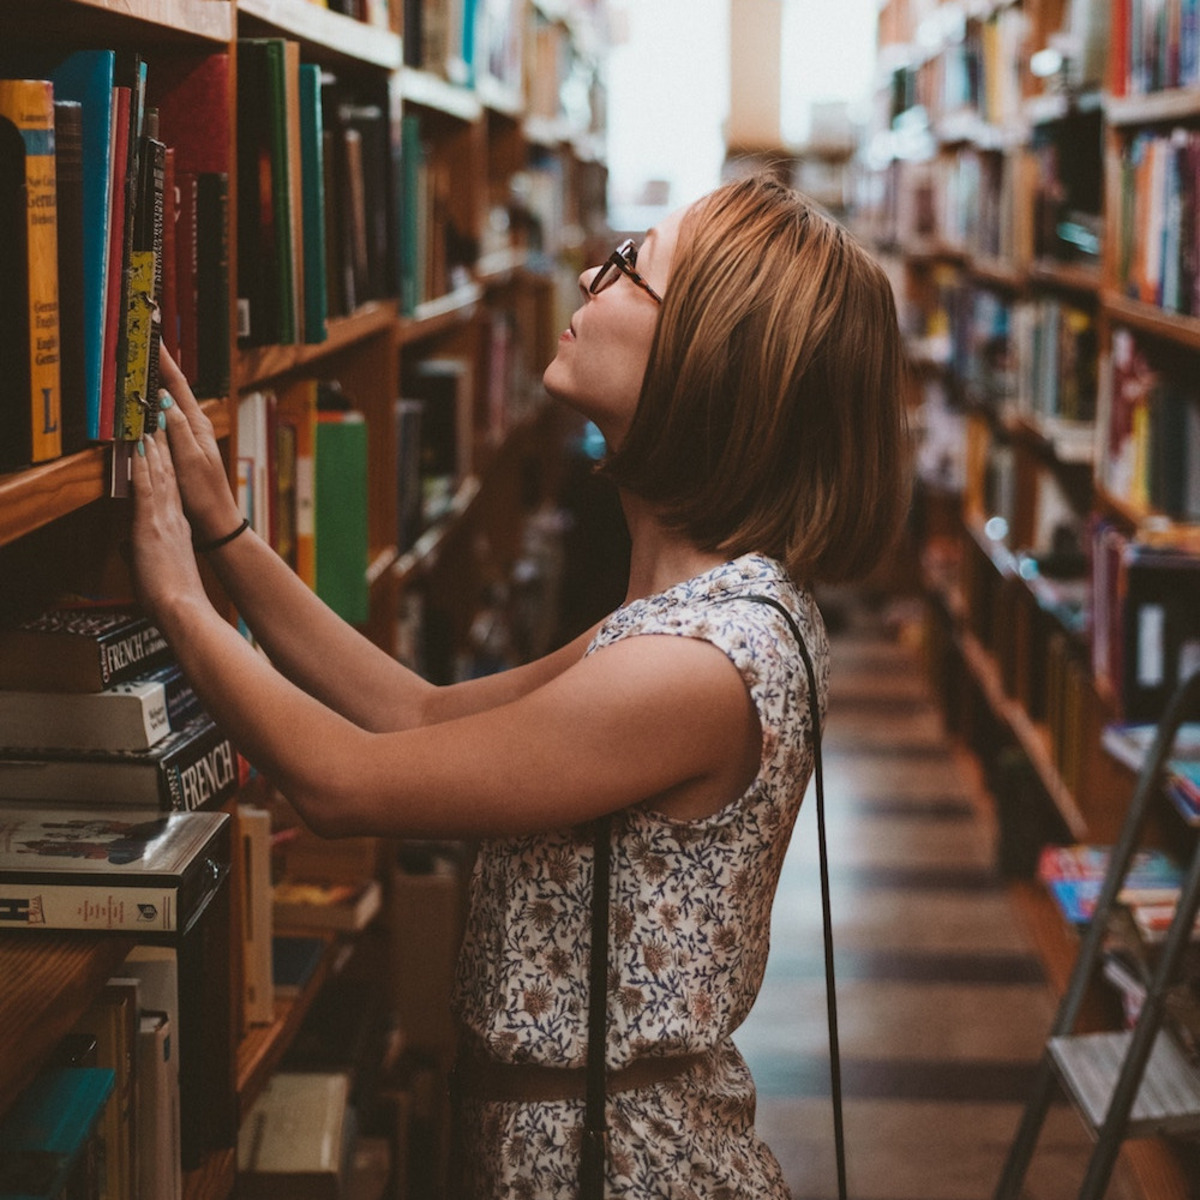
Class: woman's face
543,206,684,446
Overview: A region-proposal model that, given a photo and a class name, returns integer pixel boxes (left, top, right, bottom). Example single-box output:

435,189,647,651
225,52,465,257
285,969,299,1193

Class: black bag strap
582,592,846,1200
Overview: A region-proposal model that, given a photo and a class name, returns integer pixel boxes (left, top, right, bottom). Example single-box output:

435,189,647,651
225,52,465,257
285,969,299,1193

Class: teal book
315,412,369,624
0,1067,115,1199
299,62,327,344
47,51,115,443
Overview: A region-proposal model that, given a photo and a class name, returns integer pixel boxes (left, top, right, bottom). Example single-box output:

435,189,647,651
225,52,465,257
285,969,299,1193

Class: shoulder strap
583,592,847,1200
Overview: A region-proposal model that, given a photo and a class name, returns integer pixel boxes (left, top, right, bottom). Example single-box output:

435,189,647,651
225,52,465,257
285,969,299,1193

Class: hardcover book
54,98,87,456
136,1009,182,1200
0,606,170,693
0,77,62,468
0,808,230,933
0,712,240,811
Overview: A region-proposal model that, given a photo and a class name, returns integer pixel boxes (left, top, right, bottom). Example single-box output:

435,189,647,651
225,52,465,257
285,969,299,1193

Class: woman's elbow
281,773,367,840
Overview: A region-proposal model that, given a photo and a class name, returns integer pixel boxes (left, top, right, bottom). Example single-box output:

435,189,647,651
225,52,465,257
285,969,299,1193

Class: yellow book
0,78,62,464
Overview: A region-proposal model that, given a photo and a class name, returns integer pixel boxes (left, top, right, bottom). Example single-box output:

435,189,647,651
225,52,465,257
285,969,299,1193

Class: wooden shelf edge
0,399,229,548
0,933,135,1119
71,0,233,40
1102,290,1200,352
1106,87,1200,127
401,68,483,121
238,0,401,69
394,475,482,587
236,302,398,389
399,285,483,344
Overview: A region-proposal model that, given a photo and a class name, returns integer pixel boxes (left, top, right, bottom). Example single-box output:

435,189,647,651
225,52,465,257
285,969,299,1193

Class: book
135,1010,182,1200
121,824,236,1172
53,99,87,456
0,1067,114,1200
1038,842,1184,923
99,84,130,445
0,808,230,933
276,378,318,587
47,50,117,443
0,711,240,812
0,661,198,753
0,78,61,468
237,1071,353,1199
68,980,139,1200
315,410,369,623
0,606,170,693
273,876,382,933
299,61,327,344
239,804,275,1025
194,171,230,398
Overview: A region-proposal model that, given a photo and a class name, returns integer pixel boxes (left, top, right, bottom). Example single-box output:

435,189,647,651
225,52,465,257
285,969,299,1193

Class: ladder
994,668,1200,1200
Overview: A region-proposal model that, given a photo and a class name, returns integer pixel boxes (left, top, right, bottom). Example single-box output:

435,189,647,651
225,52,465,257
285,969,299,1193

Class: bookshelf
866,0,1200,1189
0,0,610,1194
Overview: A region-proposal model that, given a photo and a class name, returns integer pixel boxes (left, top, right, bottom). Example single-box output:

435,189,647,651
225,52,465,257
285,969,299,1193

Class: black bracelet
193,517,250,554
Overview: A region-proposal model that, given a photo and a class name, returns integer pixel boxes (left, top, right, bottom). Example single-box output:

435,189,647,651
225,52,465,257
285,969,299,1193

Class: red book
148,52,229,177
99,85,130,443
174,172,198,384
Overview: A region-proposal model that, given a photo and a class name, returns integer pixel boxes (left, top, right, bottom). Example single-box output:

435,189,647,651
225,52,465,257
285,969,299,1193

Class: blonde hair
603,174,910,584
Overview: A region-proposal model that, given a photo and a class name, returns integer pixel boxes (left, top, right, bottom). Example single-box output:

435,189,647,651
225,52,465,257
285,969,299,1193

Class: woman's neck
619,490,729,604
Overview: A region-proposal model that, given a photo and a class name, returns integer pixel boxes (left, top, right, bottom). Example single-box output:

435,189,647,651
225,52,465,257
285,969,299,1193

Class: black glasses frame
589,238,663,304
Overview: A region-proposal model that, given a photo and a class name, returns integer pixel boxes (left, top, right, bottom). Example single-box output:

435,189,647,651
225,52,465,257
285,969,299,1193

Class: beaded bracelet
193,517,250,554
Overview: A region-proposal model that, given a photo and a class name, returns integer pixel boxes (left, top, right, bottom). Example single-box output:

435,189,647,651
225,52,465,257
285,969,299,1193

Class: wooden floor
737,593,1142,1200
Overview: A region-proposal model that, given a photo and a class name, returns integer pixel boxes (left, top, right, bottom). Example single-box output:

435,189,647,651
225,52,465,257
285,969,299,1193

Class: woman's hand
157,344,243,543
129,430,210,626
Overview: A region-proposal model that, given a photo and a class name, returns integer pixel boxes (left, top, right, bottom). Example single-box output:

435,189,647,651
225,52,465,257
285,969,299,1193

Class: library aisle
736,590,1140,1200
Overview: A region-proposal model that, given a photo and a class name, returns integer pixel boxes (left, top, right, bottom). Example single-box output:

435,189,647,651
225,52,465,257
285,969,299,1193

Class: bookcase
0,0,610,1194
862,0,1200,1190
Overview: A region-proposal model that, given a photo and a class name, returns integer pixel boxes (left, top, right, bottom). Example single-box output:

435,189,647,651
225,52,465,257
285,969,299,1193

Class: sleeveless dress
451,552,829,1199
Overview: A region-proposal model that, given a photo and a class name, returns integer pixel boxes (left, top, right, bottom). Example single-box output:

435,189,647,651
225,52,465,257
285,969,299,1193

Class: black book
0,104,30,472
196,171,230,398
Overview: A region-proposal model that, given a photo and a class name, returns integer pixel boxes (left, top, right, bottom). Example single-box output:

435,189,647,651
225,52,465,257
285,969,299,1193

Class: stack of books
0,603,243,812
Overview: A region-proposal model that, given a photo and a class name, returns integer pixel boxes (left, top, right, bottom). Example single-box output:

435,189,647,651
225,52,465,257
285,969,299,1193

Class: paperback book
1038,842,1184,924
0,808,230,932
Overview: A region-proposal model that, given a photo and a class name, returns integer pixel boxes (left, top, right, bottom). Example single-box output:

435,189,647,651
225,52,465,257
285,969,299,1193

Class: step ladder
994,669,1200,1200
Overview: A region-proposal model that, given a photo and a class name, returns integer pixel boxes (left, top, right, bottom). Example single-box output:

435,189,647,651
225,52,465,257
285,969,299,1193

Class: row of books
0,48,230,477
1090,520,1200,722
403,0,524,96
1103,719,1200,823
1116,127,1200,319
1112,0,1200,97
1101,327,1200,521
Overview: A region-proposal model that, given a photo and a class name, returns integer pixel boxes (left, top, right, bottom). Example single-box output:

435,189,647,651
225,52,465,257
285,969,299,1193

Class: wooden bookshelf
870,0,1200,1187
0,0,610,1194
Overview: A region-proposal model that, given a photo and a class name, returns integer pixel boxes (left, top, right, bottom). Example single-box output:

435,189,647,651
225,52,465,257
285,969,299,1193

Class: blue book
49,51,116,442
0,1067,115,1199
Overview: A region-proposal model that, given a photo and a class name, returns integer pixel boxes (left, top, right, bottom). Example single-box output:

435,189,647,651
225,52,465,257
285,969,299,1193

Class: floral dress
451,553,829,1199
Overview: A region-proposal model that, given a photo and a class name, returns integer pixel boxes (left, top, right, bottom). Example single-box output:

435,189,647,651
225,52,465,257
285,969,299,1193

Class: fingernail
158,412,167,431
159,392,174,410
137,439,145,458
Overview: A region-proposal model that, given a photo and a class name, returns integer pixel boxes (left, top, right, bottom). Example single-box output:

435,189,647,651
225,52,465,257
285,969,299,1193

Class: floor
736,595,1141,1200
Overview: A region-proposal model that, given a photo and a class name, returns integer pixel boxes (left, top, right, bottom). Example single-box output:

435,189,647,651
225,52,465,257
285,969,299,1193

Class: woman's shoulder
592,553,825,662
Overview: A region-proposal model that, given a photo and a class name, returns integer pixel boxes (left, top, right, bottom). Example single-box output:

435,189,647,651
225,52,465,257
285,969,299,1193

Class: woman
130,173,908,1198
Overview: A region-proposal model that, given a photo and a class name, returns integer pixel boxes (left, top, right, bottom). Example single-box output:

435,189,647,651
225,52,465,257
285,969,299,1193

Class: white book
137,1010,183,1200
0,675,173,752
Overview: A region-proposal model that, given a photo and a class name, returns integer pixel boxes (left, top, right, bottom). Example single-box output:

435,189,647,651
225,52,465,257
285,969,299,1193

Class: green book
315,412,369,624
299,62,327,344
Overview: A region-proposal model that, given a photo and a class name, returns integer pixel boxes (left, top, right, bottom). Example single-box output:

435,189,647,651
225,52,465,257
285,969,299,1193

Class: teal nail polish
159,393,174,410
158,412,167,431
137,439,146,458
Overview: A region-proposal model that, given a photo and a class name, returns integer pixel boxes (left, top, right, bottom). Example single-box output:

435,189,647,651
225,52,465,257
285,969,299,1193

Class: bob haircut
601,173,910,585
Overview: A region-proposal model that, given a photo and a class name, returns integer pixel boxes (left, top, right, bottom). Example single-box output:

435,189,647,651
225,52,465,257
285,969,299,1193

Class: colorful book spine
0,78,61,465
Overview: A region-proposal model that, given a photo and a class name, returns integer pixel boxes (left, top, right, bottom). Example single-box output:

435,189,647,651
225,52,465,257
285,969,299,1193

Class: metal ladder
994,669,1200,1200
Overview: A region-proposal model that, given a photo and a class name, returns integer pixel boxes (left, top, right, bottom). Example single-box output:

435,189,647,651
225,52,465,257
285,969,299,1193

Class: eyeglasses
589,238,663,304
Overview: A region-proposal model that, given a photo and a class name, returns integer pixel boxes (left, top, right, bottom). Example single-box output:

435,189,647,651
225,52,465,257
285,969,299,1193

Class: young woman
130,172,908,1198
